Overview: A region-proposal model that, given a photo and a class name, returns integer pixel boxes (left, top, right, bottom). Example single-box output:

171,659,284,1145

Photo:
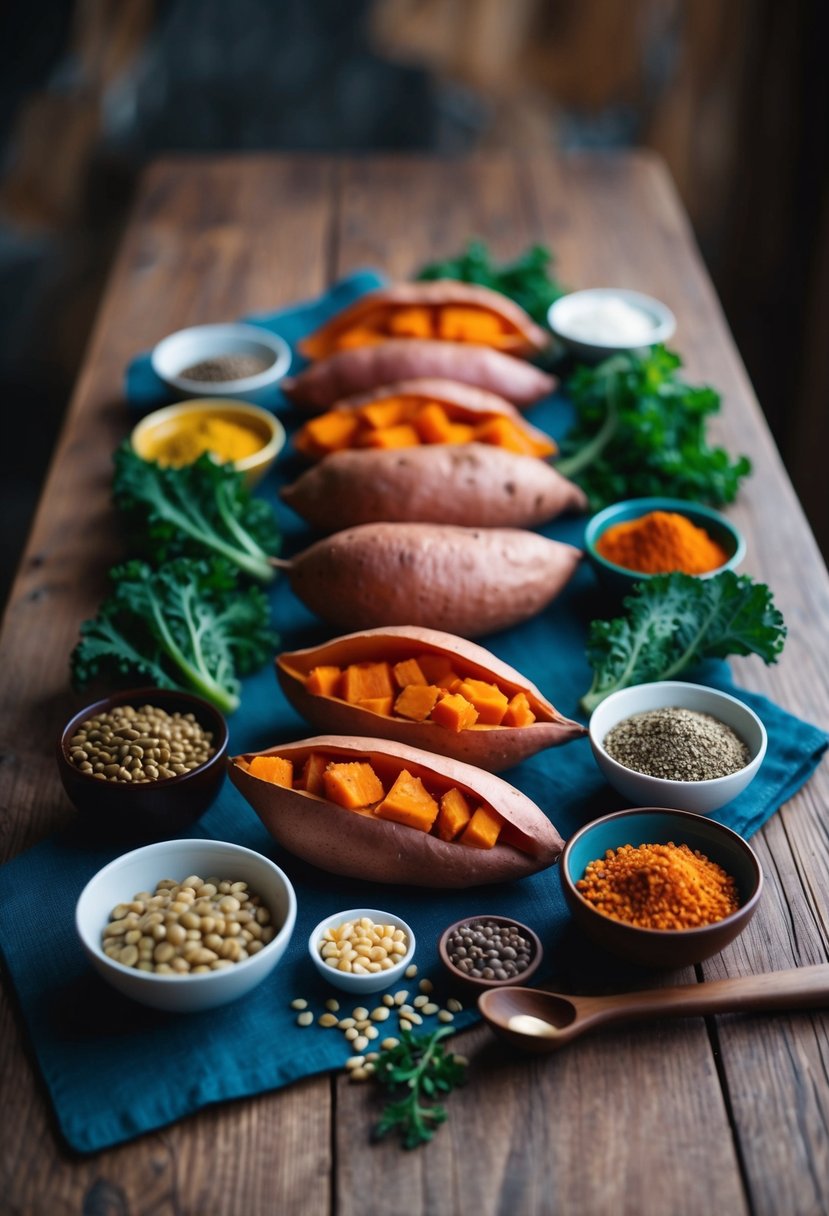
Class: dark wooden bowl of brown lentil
438,915,543,995
57,687,229,843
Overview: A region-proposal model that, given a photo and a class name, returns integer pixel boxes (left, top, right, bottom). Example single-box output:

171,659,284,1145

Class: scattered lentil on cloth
577,842,740,929
603,706,750,781
596,510,729,575
445,918,534,980
69,704,215,783
178,354,272,382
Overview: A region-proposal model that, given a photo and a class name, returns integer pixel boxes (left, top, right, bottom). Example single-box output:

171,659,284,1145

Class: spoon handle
587,964,829,1025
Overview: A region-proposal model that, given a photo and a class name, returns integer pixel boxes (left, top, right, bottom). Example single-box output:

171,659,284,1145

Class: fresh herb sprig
580,570,786,713
416,239,566,326
371,1026,468,1150
557,347,752,510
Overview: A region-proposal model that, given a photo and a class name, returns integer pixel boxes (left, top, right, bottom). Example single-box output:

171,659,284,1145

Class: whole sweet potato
276,625,586,771
281,443,587,531
281,340,556,409
276,523,582,637
229,735,564,887
298,280,550,360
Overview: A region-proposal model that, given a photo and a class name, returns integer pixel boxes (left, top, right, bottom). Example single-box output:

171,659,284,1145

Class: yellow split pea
318,915,409,974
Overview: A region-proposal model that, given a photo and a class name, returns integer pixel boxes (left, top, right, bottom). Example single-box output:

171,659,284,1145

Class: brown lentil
69,705,215,784
445,918,535,981
101,875,276,972
577,841,740,930
178,353,273,382
603,707,750,782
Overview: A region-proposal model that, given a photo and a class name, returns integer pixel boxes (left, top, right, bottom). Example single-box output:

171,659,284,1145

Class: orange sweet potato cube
340,662,395,704
445,423,476,445
435,787,473,841
295,409,361,458
357,696,394,716
386,306,434,339
334,325,385,351
248,755,294,788
323,761,385,809
455,678,509,726
473,415,556,458
430,692,479,732
437,306,505,344
413,402,453,444
374,769,439,832
305,665,342,697
393,658,428,688
394,683,441,722
297,752,328,795
459,804,503,849
359,423,421,450
502,691,536,728
359,397,412,430
417,653,458,688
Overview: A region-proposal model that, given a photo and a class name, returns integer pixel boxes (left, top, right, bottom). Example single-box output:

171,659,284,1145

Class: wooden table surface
2,153,828,1216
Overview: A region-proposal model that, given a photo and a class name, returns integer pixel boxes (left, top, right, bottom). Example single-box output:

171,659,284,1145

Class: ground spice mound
577,841,740,930
603,706,750,781
595,510,728,575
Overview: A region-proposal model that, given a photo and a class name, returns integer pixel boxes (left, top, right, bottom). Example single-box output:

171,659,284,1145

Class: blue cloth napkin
1,277,825,1155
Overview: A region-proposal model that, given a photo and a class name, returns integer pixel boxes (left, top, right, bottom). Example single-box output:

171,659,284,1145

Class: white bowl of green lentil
588,681,767,815
75,839,297,1012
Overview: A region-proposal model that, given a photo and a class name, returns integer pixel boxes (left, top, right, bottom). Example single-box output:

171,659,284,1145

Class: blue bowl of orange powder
583,497,746,601
560,807,763,968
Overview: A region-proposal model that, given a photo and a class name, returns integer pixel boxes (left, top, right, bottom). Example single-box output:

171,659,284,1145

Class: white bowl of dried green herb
588,681,767,815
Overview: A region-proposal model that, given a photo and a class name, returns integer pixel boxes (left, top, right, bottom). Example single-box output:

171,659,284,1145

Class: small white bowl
588,681,767,815
308,907,416,995
151,323,292,404
76,839,297,1012
547,288,676,362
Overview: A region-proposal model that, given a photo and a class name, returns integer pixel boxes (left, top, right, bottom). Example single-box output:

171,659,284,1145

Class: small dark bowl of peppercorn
438,915,544,995
57,686,229,844
560,806,763,968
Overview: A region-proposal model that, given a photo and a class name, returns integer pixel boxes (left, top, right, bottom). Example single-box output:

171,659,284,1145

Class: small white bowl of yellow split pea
131,398,286,487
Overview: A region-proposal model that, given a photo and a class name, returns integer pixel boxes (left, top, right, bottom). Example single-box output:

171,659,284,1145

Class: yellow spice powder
148,416,263,466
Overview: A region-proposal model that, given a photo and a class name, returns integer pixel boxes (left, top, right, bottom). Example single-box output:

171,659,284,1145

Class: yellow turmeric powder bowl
560,807,762,968
131,399,286,488
584,497,745,599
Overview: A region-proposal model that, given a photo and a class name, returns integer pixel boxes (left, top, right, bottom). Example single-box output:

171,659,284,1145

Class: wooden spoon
477,964,829,1054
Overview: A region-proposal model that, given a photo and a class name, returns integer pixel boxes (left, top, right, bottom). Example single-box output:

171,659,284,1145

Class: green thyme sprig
371,1026,468,1149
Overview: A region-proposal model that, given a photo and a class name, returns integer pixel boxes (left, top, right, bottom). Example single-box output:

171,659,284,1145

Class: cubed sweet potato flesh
413,402,453,444
394,683,441,722
248,755,294,788
455,678,509,726
298,752,328,795
416,654,459,687
437,306,506,345
430,692,479,732
435,786,473,841
502,691,537,727
323,761,385,809
359,397,413,430
357,696,395,716
374,769,439,832
335,325,385,351
340,661,395,704
305,665,342,697
393,658,428,688
386,306,433,339
459,804,503,849
359,423,421,449
295,410,360,458
473,415,555,458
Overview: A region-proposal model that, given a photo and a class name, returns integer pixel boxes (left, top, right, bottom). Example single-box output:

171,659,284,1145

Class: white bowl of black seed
151,322,292,404
438,915,543,994
588,680,768,815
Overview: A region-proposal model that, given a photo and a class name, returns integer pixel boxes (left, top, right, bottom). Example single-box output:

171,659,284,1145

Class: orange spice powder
576,841,740,930
596,510,729,575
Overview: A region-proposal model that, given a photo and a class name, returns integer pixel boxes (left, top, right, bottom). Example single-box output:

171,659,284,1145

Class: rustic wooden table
1,153,828,1216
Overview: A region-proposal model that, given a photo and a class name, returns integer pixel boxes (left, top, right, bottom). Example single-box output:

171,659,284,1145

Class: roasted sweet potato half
276,625,586,772
275,522,582,638
297,281,550,360
281,443,586,532
281,340,557,409
229,735,564,888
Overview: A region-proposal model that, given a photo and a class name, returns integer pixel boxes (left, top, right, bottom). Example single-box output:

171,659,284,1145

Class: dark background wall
1,0,826,610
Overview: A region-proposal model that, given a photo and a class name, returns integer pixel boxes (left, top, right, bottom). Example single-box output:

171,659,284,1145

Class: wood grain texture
1,152,828,1215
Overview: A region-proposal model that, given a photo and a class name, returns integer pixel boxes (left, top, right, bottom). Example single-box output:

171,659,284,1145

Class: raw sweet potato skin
275,625,586,772
281,443,587,532
282,523,582,639
297,280,551,360
281,340,557,409
229,735,564,888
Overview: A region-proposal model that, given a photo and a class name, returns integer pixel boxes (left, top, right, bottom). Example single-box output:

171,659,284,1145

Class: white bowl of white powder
547,288,676,362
